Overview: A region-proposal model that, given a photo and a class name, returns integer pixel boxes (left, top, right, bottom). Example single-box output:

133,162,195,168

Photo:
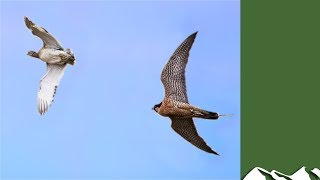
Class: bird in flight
24,16,75,115
153,31,224,155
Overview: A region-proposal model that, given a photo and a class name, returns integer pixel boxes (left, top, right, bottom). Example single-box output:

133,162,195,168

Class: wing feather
38,64,67,115
24,16,63,49
170,117,218,154
161,32,197,103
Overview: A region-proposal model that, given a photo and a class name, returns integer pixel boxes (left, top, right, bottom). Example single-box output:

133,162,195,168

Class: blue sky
0,1,240,179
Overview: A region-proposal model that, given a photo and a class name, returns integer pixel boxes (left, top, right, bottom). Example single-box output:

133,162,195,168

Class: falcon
153,32,224,155
24,16,75,115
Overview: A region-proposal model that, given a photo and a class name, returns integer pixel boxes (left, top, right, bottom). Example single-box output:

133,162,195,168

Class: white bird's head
27,50,39,58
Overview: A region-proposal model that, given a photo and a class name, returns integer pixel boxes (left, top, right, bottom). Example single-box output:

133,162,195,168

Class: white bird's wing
24,16,63,49
38,63,67,115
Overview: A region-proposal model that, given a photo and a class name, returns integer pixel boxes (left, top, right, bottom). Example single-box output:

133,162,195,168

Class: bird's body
38,48,74,65
24,16,75,115
153,32,221,155
156,98,218,119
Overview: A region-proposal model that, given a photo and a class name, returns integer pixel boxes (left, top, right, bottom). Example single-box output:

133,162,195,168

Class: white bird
24,16,75,115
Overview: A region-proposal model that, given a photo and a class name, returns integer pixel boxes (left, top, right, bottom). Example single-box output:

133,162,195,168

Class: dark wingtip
205,146,219,155
191,31,198,37
182,31,198,44
24,16,32,28
203,146,219,155
211,150,219,155
24,16,29,23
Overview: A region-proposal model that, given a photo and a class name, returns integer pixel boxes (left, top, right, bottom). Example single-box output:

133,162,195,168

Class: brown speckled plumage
153,32,220,155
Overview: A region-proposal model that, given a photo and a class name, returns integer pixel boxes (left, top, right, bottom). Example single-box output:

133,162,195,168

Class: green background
241,0,320,178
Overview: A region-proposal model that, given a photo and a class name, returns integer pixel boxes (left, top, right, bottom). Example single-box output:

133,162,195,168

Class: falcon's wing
161,32,197,103
38,63,67,115
24,16,63,49
170,117,218,155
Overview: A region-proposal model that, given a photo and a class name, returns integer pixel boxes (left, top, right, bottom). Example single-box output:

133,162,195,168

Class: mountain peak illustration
244,166,320,180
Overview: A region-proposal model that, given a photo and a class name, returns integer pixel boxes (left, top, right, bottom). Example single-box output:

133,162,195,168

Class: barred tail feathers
191,107,219,119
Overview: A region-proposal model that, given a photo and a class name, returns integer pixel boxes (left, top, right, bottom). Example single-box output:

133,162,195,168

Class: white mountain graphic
244,166,320,180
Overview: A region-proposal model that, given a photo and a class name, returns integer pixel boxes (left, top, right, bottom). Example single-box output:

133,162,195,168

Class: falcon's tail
192,108,219,120
200,110,219,119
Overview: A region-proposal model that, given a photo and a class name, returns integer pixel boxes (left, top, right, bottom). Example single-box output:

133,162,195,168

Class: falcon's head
152,102,162,113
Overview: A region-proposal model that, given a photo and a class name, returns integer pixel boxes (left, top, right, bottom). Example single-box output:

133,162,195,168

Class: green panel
241,0,320,178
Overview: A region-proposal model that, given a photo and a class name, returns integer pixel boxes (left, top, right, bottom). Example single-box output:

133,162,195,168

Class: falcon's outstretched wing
161,32,197,103
170,117,218,155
